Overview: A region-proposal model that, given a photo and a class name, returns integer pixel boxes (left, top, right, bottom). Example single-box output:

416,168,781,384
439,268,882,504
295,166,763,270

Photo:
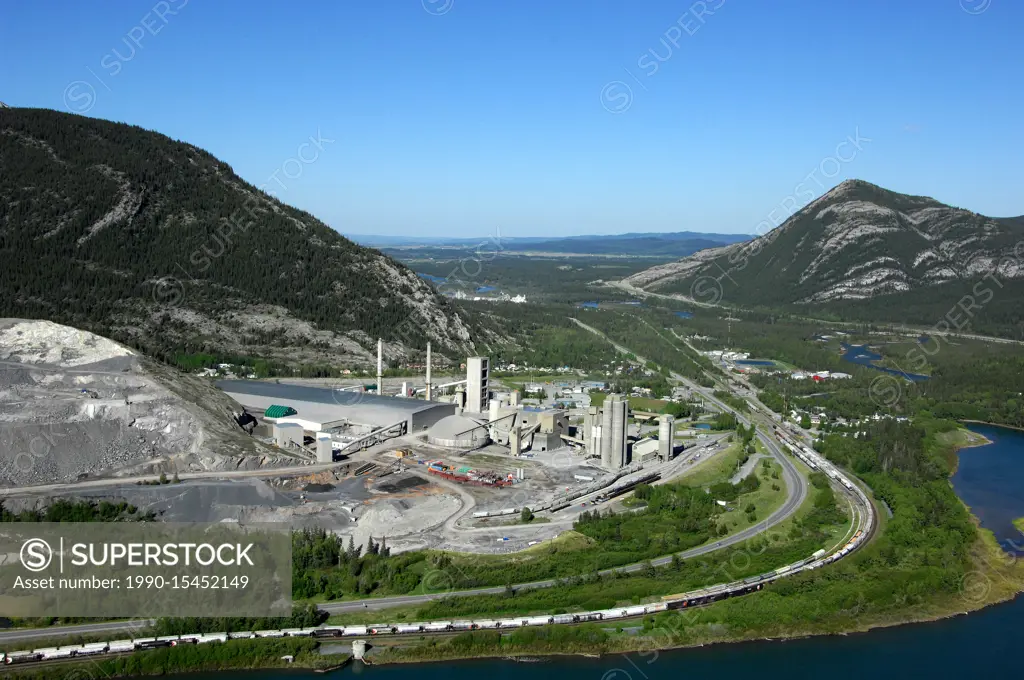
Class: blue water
579,301,600,309
476,286,497,293
736,360,774,366
839,343,929,382
183,596,1024,678
417,273,447,284
674,311,693,319
952,423,1024,554
693,423,711,430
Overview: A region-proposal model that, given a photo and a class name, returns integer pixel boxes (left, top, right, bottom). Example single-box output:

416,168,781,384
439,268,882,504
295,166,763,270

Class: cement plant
0,321,737,555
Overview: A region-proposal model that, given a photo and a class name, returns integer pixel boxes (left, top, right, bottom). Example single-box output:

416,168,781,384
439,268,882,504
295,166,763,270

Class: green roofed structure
264,404,297,419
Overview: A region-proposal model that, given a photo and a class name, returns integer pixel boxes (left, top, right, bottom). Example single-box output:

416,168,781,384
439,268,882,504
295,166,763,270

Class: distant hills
0,108,476,367
349,231,751,258
623,180,1024,333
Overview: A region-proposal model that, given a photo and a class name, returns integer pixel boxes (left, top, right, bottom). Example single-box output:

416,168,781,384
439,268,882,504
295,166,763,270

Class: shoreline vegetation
960,419,1024,434
4,638,349,678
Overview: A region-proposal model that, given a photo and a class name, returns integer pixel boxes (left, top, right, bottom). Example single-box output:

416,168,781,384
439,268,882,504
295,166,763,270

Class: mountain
350,230,750,257
0,108,476,367
623,180,1024,329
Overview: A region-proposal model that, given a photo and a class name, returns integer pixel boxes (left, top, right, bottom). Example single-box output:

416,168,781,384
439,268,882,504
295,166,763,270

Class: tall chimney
376,338,383,395
425,342,432,401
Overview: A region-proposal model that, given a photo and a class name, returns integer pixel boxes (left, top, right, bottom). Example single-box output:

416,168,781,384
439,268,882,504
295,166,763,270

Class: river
839,343,929,381
157,425,1024,679
953,423,1024,555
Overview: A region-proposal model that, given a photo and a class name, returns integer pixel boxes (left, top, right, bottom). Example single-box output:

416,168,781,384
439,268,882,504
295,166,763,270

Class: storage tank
274,422,303,448
611,394,628,468
600,395,616,468
352,639,367,660
658,415,675,462
316,432,333,463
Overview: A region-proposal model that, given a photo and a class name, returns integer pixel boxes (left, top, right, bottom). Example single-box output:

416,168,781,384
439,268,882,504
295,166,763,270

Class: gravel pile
0,319,294,487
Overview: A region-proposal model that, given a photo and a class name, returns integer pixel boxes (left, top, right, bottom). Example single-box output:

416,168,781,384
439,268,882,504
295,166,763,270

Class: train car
395,624,422,634
812,548,827,560
196,633,228,644
137,640,173,650
230,631,256,640
522,616,552,626
648,602,668,613
474,620,500,629
552,614,575,625
623,605,647,617
424,622,451,632
774,565,793,576
591,609,619,621
279,628,306,637
156,635,181,645
3,651,42,665
108,640,135,653
341,626,367,637
573,613,603,623
77,643,109,656
450,621,475,631
254,630,285,638
497,619,523,629
312,628,341,639
368,626,398,635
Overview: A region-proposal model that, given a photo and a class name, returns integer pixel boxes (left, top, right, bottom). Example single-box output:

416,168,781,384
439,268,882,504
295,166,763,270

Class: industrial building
218,379,457,459
658,415,675,462
465,356,490,414
600,393,629,469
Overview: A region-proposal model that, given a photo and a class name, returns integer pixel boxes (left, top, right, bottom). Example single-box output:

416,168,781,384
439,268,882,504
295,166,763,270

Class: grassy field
676,441,743,488
714,458,788,535
587,392,667,411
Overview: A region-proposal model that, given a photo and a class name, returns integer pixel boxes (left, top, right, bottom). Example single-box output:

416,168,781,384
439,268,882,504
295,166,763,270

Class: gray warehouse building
217,380,456,433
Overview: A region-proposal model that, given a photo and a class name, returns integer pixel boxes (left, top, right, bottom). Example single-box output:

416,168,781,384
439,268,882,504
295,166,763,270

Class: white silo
658,415,675,462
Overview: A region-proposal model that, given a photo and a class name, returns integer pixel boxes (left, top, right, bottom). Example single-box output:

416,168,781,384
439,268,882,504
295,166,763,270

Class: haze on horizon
2,0,1022,238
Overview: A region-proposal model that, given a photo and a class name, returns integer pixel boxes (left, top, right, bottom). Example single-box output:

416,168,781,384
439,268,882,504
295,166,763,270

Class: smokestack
425,342,432,401
377,338,383,395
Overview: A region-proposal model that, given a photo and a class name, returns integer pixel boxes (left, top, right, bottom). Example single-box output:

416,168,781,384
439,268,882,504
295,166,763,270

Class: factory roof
426,413,489,447
428,413,487,440
264,405,297,419
217,380,449,430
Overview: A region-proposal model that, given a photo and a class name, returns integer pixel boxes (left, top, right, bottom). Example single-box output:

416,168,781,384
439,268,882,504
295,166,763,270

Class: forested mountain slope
0,108,476,366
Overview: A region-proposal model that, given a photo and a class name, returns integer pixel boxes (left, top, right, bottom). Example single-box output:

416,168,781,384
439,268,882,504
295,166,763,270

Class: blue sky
2,0,1021,237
